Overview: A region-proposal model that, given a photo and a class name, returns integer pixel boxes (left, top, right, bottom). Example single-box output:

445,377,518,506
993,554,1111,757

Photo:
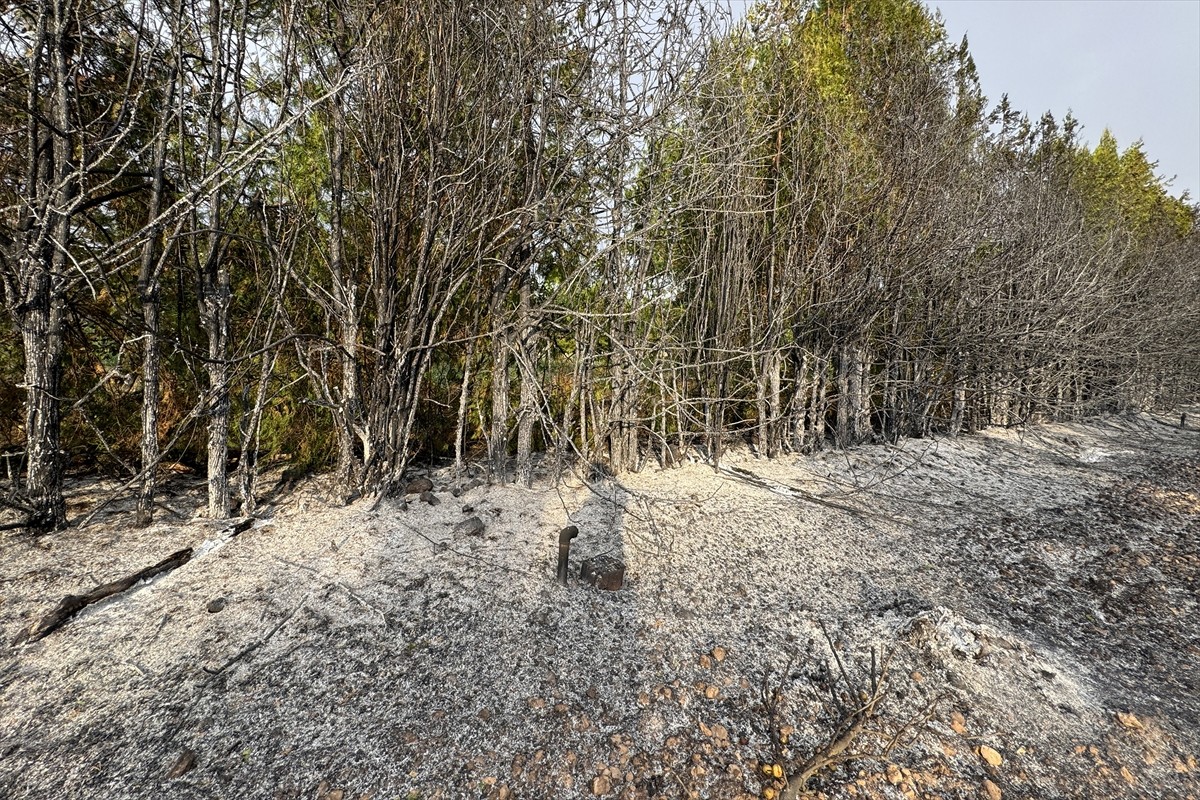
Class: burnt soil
1,411,1197,800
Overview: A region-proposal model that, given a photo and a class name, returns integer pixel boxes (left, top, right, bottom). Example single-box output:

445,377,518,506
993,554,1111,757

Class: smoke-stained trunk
11,0,74,530
515,278,537,487
135,94,172,526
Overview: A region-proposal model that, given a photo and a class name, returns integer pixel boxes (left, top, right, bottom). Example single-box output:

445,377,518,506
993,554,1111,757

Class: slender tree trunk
454,337,476,476
135,74,173,527
489,311,510,483
15,0,73,530
20,297,66,529
806,348,830,451
515,279,537,487
853,343,871,443
836,341,854,447
329,87,359,492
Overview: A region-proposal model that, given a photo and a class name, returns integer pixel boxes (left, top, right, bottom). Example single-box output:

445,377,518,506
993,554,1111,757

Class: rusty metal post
557,525,578,585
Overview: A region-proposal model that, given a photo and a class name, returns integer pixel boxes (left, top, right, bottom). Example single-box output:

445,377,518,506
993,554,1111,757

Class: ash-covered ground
1,411,1198,800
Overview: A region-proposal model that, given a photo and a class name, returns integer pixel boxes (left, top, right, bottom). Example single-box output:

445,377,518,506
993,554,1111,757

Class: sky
933,0,1199,202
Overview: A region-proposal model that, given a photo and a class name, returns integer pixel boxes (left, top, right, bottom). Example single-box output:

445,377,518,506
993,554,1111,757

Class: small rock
886,763,903,785
455,516,485,536
206,598,227,614
462,504,474,513
315,784,345,800
712,646,727,663
404,477,434,495
950,711,967,735
983,779,1002,800
1117,711,1144,731
166,749,196,779
419,491,439,505
580,556,625,590
978,745,1003,767
592,775,612,795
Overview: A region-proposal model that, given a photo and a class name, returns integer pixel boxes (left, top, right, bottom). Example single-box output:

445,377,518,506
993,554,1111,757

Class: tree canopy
1,0,1196,529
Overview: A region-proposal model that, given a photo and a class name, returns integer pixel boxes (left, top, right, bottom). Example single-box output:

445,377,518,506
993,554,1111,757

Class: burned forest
1,1,1199,799
0,0,1196,525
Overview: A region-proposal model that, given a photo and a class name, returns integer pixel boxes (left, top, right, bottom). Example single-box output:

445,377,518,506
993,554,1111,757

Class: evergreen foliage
1,0,1196,528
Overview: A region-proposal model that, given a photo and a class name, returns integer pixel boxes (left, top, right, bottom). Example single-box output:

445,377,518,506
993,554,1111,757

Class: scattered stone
462,504,474,513
592,775,612,795
712,646,727,663
978,745,1003,767
455,516,486,537
580,555,625,590
1117,711,1144,731
950,711,967,735
206,597,227,614
983,778,1002,800
419,491,439,505
403,477,434,495
166,749,196,779
315,783,345,800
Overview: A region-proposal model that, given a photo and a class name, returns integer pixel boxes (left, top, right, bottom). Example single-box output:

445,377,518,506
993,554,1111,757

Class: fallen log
16,547,194,645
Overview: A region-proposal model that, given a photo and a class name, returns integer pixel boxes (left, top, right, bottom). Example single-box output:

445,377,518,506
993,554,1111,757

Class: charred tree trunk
515,279,537,487
489,301,510,484
454,336,476,476
7,0,74,530
135,71,174,527
198,0,232,519
328,85,359,492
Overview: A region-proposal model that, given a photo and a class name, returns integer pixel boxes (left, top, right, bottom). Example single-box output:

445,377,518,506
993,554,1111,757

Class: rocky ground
1,411,1198,800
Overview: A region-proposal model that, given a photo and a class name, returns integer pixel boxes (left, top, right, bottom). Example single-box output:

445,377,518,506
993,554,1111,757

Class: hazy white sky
726,0,1200,202
934,0,1200,202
